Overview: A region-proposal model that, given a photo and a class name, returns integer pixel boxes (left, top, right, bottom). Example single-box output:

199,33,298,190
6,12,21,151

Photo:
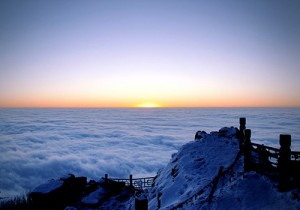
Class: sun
135,102,161,108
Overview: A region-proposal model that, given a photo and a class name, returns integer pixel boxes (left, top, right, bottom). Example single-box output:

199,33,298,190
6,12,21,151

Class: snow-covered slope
145,127,300,210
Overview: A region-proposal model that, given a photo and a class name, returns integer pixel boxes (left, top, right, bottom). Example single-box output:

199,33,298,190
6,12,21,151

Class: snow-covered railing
239,118,300,191
103,174,155,190
250,142,280,167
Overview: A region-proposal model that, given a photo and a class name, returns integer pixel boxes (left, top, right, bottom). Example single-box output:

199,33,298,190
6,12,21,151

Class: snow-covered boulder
29,174,87,209
148,127,240,209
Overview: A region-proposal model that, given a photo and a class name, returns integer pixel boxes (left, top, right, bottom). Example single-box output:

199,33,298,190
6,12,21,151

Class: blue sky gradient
1,0,300,107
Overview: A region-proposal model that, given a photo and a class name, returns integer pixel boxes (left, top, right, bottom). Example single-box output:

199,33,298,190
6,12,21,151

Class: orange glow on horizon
0,96,299,108
0,90,300,108
135,102,161,108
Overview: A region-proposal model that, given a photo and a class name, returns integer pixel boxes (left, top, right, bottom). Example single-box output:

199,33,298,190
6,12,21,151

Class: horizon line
1,106,300,109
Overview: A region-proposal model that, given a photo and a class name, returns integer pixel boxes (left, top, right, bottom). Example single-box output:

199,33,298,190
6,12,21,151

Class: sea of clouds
0,108,299,197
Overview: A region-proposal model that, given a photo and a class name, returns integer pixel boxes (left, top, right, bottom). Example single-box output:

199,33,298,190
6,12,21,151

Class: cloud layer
0,108,299,196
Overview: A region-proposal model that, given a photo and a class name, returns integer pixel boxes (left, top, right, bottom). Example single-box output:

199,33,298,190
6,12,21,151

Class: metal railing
103,174,156,190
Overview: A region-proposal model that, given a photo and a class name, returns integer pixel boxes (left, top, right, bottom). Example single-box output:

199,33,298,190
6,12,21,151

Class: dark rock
195,131,207,140
29,175,87,209
218,127,238,138
135,194,148,210
103,180,126,194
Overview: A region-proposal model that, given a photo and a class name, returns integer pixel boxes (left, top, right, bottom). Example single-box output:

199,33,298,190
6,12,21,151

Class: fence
239,117,300,191
103,174,155,190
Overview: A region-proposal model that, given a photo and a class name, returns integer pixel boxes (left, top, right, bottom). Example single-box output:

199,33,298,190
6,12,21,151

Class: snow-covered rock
31,180,64,194
147,127,240,209
29,174,87,209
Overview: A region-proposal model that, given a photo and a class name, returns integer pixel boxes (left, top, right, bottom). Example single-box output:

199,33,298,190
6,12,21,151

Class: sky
0,0,300,108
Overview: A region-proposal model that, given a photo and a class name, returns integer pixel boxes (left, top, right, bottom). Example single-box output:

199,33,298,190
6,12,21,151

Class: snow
81,186,107,205
206,172,299,210
143,127,300,210
147,127,239,209
31,180,63,194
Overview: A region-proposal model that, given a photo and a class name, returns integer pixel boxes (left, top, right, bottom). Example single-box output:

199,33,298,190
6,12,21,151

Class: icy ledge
28,127,300,210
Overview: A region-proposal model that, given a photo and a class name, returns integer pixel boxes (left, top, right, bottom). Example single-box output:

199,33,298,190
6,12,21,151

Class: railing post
208,166,224,203
239,117,246,150
129,174,134,195
244,129,252,172
105,174,108,183
278,134,291,192
130,174,133,187
157,192,162,209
